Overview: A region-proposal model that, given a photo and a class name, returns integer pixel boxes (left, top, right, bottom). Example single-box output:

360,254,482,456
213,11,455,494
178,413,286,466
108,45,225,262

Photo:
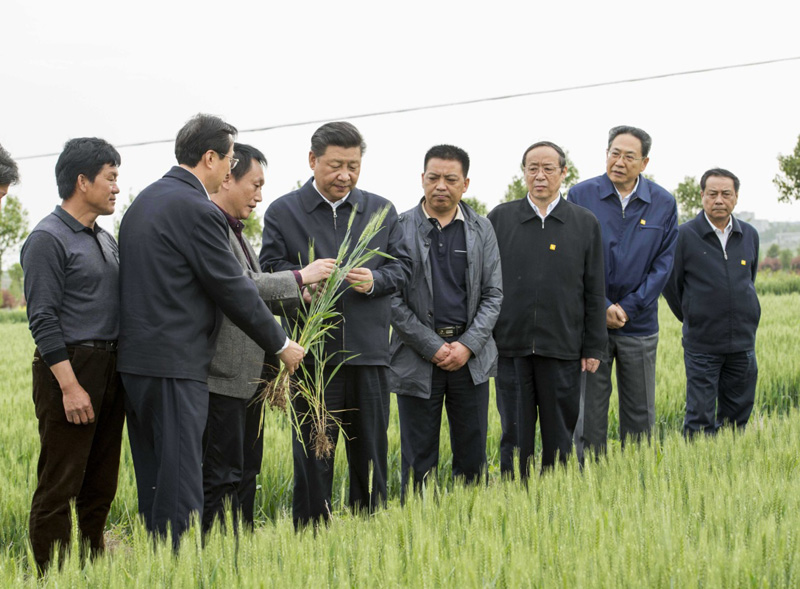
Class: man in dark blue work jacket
259,121,411,528
568,126,678,457
663,168,760,436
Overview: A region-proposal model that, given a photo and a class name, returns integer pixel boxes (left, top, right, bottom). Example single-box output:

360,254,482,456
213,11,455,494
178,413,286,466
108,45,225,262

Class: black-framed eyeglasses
218,152,240,169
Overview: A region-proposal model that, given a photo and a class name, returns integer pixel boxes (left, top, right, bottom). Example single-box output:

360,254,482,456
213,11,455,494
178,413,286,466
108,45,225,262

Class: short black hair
55,138,121,200
0,144,20,186
608,125,653,157
521,141,566,169
701,168,740,193
310,121,366,157
175,113,238,167
231,143,267,181
424,144,470,177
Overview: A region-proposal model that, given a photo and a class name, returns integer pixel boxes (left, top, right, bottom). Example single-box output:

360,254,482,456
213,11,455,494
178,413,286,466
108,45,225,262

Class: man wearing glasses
118,114,304,547
568,125,678,458
489,141,606,474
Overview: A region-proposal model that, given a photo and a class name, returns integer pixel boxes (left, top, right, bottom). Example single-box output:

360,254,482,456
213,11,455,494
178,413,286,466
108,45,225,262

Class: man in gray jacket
390,144,502,497
204,143,335,532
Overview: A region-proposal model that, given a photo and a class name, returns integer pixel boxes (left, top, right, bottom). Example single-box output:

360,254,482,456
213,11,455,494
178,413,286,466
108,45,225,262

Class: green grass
1,294,799,586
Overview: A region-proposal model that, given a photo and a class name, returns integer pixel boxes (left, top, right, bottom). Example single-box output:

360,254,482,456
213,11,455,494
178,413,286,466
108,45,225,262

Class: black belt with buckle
75,340,118,352
435,325,466,338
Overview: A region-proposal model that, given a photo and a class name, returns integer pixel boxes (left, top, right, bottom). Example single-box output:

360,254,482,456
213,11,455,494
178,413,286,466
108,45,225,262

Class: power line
17,55,800,161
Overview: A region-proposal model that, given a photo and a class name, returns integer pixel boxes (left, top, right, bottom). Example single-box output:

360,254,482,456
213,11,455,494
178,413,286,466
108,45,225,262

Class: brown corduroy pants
29,346,125,572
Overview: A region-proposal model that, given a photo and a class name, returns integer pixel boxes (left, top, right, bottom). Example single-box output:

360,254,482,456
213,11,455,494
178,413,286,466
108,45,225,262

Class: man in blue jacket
568,126,678,456
260,121,411,527
390,144,502,497
663,168,760,436
118,114,304,547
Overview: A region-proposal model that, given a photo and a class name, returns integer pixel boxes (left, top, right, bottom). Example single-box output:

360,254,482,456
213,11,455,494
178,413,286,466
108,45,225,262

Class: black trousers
122,374,209,548
29,347,125,572
494,356,521,477
397,365,489,498
292,364,390,528
684,349,757,436
514,355,581,477
202,391,265,532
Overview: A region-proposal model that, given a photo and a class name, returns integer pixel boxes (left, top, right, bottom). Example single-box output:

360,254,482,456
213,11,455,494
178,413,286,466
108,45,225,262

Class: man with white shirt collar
118,114,304,548
568,125,678,458
488,141,606,475
390,144,502,498
259,121,411,528
663,168,760,436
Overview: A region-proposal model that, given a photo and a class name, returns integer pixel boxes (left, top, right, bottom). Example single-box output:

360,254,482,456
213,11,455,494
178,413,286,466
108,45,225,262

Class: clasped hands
431,341,472,371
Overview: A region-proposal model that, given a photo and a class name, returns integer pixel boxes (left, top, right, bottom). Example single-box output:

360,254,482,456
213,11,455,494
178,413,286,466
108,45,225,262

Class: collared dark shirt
427,213,468,328
213,203,254,270
21,206,120,366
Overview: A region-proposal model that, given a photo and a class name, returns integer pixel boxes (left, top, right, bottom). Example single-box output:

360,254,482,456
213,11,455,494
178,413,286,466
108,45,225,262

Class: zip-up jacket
663,212,760,354
488,197,607,361
389,201,503,399
259,178,411,366
568,173,678,337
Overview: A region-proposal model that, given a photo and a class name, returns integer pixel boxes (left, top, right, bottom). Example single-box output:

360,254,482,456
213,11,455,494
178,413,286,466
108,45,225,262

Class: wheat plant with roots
261,204,394,459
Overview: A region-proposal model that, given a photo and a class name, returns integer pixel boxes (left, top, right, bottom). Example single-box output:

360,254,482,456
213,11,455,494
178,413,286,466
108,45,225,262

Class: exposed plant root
312,417,334,459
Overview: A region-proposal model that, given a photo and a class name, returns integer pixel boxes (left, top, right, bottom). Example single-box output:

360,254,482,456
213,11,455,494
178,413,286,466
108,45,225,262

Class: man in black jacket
488,141,606,475
118,114,304,546
663,168,760,436
260,121,411,527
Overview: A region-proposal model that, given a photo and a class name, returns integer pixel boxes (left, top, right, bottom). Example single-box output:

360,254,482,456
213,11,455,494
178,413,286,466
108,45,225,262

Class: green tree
766,243,780,259
243,212,263,251
462,196,488,216
502,151,580,203
780,248,793,272
774,134,800,203
0,196,29,276
7,262,23,303
673,176,702,224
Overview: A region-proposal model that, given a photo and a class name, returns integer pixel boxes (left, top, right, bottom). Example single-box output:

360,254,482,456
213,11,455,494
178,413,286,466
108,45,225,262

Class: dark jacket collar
694,211,742,237
298,177,365,215
517,195,567,225
599,173,653,204
164,166,210,198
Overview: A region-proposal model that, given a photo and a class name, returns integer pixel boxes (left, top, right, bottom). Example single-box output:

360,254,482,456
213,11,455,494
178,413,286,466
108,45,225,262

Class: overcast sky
4,0,800,263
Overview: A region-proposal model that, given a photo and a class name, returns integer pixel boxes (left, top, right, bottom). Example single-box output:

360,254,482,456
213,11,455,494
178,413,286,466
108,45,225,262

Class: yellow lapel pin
550,244,556,251
640,219,646,225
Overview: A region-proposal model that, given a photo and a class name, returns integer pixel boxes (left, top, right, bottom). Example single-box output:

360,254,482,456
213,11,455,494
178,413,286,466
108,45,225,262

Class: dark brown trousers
29,346,125,571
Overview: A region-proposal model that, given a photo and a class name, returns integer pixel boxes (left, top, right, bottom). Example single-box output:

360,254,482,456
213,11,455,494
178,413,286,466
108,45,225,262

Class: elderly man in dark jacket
489,141,606,475
663,168,760,436
260,121,411,528
390,145,502,497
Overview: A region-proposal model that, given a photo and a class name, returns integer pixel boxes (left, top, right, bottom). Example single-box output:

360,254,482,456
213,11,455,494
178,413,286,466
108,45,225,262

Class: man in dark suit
118,114,304,547
489,141,606,475
663,168,760,436
260,121,411,528
203,143,335,533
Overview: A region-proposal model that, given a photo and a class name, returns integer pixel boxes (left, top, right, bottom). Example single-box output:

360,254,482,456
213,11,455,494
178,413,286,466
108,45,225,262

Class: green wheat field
1,291,799,586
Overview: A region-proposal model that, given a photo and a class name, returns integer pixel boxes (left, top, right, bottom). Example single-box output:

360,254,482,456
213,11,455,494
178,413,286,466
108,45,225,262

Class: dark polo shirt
21,206,120,366
424,204,468,329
